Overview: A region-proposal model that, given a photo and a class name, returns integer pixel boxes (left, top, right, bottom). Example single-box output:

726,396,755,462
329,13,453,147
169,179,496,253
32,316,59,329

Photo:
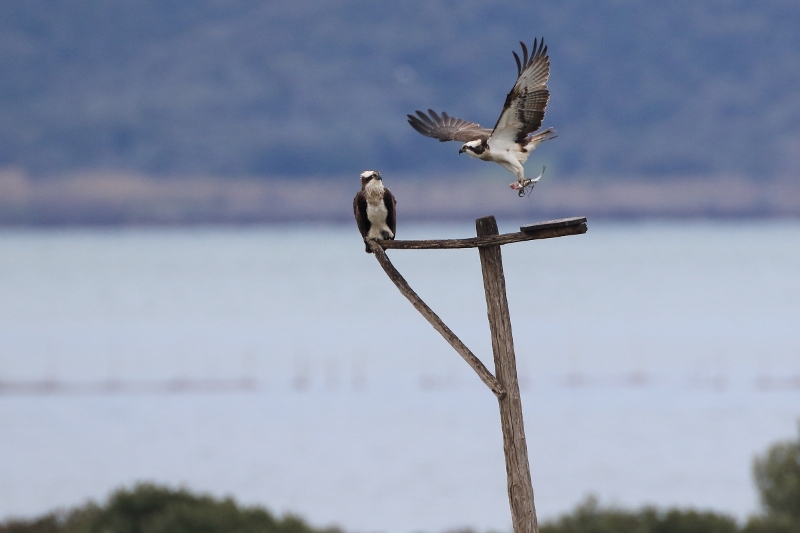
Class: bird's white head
458,140,487,159
360,170,382,189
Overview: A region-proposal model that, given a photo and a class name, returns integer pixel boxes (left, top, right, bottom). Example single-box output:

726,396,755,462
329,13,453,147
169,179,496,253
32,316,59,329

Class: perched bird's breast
366,201,388,224
364,180,385,205
364,181,389,227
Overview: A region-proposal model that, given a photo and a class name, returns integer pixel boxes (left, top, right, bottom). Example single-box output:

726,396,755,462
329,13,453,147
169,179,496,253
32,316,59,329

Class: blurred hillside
2,1,800,180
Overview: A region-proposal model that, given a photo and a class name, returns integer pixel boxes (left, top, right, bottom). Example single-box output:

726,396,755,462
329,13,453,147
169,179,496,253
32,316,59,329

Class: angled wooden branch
378,217,587,250
366,239,505,398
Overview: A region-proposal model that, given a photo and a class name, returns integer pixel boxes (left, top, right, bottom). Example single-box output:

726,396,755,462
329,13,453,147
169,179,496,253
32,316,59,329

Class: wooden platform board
520,216,587,233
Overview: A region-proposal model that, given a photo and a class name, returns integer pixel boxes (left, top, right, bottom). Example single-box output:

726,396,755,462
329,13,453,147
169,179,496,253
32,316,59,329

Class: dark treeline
1,2,800,180
3,427,799,533
538,425,800,533
0,484,345,533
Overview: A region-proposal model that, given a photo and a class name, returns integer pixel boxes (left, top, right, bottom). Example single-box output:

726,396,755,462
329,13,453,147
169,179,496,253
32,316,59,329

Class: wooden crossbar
377,216,587,250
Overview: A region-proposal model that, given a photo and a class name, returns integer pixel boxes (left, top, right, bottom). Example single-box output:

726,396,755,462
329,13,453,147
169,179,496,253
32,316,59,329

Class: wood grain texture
366,240,505,398
377,220,586,250
476,216,538,533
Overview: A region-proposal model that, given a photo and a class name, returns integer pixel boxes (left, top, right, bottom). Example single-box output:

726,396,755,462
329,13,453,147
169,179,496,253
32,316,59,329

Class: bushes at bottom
539,496,739,533
0,483,342,533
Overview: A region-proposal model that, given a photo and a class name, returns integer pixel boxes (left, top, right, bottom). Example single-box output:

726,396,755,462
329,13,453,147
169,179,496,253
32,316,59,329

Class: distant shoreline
1,169,798,225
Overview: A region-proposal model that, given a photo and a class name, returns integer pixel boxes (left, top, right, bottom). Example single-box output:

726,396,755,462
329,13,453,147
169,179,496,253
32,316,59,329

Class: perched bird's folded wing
407,109,492,143
384,188,397,238
489,39,551,147
353,191,370,238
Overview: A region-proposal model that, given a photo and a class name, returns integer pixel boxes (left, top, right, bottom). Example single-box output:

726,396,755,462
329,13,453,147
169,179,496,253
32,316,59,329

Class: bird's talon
512,166,547,197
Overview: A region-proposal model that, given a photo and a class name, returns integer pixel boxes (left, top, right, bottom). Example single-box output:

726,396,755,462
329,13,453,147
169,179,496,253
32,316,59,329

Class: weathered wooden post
365,215,587,533
476,216,536,533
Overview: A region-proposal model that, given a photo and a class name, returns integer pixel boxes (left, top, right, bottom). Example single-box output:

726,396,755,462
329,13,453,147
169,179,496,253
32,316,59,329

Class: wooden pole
476,215,538,533
366,214,586,532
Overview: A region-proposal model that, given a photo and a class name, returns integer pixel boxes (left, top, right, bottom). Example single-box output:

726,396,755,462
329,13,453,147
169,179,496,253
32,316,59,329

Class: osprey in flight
353,170,397,253
408,38,556,194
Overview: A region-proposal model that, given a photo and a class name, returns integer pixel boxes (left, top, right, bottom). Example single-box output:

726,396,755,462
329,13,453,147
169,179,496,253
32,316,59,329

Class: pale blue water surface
0,220,799,532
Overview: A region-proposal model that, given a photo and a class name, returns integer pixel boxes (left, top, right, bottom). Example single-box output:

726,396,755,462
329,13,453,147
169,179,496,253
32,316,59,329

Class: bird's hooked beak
458,147,465,154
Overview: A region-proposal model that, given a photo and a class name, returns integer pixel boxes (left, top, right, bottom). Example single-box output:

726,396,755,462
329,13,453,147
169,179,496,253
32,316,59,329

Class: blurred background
0,1,799,533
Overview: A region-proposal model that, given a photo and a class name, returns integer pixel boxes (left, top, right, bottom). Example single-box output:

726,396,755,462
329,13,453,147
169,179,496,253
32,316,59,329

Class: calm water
1,221,799,532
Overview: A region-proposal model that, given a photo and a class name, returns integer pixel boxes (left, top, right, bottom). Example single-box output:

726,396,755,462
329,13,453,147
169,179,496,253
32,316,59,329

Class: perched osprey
408,38,556,194
353,170,397,253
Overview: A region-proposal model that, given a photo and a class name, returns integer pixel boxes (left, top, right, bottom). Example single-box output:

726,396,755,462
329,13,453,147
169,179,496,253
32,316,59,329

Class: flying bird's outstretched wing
489,38,551,146
407,109,492,143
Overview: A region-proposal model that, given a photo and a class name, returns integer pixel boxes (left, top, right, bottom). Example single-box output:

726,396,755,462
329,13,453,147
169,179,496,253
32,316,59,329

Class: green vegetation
0,484,342,533
539,497,739,533
753,426,800,522
539,425,800,533
746,423,800,533
3,427,799,533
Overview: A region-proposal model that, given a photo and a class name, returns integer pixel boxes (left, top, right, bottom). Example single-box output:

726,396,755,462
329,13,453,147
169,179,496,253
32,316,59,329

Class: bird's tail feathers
526,127,557,146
